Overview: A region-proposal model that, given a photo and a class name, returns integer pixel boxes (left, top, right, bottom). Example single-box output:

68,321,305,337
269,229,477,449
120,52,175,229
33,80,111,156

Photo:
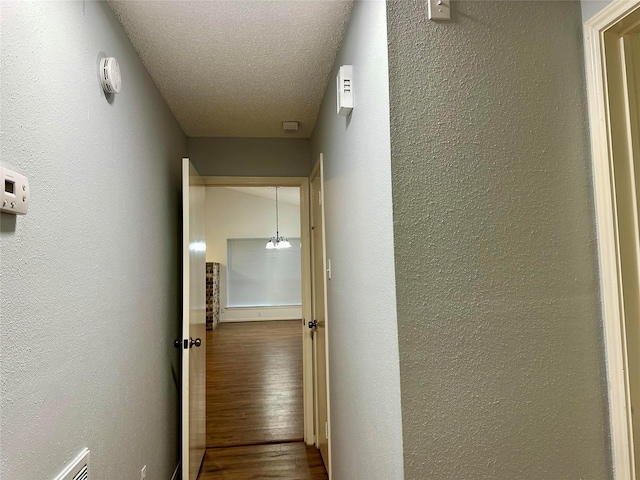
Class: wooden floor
206,320,304,447
197,443,328,480
200,320,326,479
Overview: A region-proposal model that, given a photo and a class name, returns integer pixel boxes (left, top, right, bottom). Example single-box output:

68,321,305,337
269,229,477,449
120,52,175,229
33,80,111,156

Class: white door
181,158,206,480
310,155,330,473
617,29,640,477
604,15,640,476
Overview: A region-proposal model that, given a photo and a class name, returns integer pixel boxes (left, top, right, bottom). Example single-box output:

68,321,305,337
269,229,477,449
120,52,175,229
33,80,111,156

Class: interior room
199,186,315,476
205,187,302,325
1,1,638,480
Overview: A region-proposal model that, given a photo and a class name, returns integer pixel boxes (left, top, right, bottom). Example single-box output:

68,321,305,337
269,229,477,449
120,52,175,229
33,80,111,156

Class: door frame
584,2,640,478
200,175,315,444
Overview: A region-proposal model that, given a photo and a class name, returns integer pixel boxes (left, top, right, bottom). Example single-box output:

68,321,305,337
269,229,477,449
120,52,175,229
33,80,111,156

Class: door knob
174,338,202,349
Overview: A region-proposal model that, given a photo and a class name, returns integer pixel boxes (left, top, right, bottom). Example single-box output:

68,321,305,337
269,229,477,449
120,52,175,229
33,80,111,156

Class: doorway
204,185,304,449
186,178,326,478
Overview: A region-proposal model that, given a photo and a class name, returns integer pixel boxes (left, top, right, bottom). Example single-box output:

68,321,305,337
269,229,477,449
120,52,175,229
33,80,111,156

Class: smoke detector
100,57,121,94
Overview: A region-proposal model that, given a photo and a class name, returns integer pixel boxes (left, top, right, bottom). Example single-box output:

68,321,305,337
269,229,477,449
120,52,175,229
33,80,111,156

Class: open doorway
205,186,303,327
197,185,326,478
205,185,303,443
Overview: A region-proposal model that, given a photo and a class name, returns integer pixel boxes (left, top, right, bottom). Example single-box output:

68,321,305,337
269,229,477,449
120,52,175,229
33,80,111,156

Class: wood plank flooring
200,320,326,479
206,320,304,447
197,443,328,480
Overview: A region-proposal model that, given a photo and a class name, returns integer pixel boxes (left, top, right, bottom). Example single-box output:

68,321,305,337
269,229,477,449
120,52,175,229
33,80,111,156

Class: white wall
0,2,185,479
205,187,302,321
310,2,405,478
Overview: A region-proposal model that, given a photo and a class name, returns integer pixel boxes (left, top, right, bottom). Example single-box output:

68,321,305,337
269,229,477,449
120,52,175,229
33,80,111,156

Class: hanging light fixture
266,187,291,250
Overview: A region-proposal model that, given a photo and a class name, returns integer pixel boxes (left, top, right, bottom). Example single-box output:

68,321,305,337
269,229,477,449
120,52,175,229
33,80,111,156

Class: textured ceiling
109,1,354,138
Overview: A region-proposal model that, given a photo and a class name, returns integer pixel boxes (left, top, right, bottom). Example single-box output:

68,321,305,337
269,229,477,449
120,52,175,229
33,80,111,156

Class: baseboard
221,317,300,323
171,461,180,480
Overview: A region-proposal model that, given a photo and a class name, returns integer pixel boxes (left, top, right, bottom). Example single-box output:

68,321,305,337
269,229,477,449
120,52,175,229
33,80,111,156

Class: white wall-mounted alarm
336,65,353,116
100,57,121,94
0,167,29,215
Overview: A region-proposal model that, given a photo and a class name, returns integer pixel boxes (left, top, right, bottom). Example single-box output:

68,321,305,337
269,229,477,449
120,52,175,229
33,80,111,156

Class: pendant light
266,187,291,250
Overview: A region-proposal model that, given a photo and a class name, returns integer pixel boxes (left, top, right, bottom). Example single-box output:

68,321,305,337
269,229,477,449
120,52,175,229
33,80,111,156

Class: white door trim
200,175,315,445
584,2,640,478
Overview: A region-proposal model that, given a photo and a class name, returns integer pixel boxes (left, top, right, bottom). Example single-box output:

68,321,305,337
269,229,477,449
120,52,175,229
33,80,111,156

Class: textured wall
386,1,612,479
0,2,185,479
310,2,404,478
188,137,311,177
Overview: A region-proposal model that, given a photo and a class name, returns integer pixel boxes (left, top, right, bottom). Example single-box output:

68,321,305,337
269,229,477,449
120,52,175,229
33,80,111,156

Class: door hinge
318,191,322,206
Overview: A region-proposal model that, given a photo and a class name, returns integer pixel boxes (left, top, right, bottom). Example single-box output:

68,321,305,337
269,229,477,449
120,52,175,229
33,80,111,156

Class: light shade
275,238,291,249
265,187,292,250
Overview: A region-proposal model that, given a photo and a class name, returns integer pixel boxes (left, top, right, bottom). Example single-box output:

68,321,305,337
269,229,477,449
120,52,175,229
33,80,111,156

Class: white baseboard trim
221,306,302,323
171,461,180,480
221,317,300,323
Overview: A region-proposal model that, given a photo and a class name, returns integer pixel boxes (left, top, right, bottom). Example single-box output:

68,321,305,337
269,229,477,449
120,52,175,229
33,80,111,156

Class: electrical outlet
141,465,146,480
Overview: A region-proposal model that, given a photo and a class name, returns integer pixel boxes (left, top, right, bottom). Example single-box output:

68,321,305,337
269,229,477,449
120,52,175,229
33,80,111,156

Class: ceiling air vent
53,448,90,480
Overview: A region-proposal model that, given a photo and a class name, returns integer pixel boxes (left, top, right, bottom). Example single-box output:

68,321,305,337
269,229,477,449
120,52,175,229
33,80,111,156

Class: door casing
584,2,640,478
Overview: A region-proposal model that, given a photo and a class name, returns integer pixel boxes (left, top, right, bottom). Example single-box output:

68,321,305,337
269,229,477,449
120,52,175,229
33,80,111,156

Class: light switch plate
428,0,451,20
0,167,29,215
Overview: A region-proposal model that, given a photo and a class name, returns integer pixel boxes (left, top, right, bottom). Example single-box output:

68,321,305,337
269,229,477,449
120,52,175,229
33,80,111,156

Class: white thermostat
0,167,29,215
100,57,121,94
336,65,353,116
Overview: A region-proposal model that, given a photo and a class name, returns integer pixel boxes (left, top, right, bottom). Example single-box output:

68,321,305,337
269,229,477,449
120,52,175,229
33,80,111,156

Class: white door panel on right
311,161,329,471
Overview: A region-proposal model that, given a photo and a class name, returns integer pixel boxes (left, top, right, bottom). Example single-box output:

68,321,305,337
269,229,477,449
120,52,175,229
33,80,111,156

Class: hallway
199,320,326,478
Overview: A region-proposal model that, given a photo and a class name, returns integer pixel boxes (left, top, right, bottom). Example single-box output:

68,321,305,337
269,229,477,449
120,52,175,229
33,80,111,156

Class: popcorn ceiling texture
386,1,612,479
109,1,354,138
0,2,185,479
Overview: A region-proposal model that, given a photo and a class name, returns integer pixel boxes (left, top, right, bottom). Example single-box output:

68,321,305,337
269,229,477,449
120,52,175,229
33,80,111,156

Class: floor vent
54,448,90,480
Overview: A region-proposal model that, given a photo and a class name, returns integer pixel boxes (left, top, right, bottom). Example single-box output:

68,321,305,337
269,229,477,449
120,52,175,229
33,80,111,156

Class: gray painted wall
386,1,612,479
310,2,404,478
581,0,613,23
188,137,310,177
0,2,185,479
